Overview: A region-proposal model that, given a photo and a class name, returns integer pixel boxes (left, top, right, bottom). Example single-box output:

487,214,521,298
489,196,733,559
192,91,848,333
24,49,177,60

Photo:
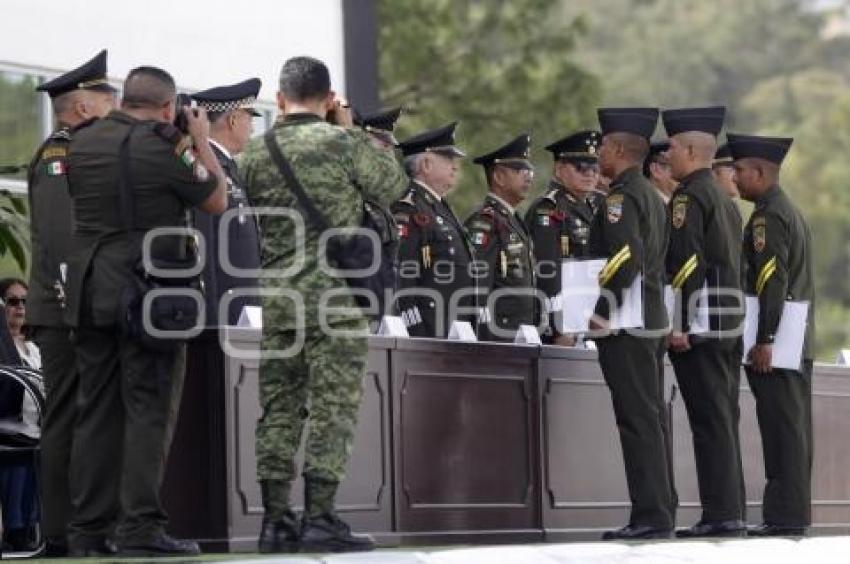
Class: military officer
391,122,477,338
712,143,741,199
644,140,677,204
466,134,542,342
354,106,401,152
590,107,676,540
66,66,227,556
190,78,263,327
525,130,601,345
662,107,746,538
242,56,407,553
27,50,117,557
729,133,814,537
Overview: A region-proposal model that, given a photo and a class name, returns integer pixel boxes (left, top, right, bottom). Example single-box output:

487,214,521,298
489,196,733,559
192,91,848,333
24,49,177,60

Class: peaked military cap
662,106,726,137
36,49,116,99
355,106,402,145
191,78,262,116
473,134,532,170
398,122,465,158
545,130,601,161
713,143,733,166
726,133,793,165
597,107,659,139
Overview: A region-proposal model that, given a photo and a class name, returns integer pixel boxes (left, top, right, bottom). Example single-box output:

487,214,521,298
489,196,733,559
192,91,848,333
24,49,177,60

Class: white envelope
556,258,644,333
742,296,809,371
664,284,710,334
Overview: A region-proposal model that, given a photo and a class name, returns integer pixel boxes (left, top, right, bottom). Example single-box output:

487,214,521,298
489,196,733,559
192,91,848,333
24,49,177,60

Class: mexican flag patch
180,148,196,168
538,214,550,226
46,160,66,176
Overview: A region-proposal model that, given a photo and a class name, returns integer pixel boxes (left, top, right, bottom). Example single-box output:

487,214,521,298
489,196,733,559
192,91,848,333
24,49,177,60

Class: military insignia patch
753,216,766,252
672,203,687,229
180,147,196,168
606,194,623,223
551,210,566,223
46,160,66,176
538,214,550,226
436,216,444,225
398,223,410,238
413,213,431,227
472,231,489,246
42,147,67,160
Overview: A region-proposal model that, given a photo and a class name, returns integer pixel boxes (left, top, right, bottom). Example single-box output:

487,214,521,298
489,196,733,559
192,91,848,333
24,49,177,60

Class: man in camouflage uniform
525,130,602,345
242,56,407,553
466,134,542,341
391,123,477,338
729,134,814,537
662,107,746,538
26,50,117,556
591,108,676,541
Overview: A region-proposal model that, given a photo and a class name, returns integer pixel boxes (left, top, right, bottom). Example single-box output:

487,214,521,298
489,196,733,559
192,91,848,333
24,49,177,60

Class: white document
237,305,263,328
664,284,710,334
742,296,809,371
377,315,410,337
557,259,644,333
514,324,542,345
447,320,477,342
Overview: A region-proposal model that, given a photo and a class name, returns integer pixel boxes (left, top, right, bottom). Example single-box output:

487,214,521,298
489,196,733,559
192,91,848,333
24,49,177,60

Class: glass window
0,70,43,181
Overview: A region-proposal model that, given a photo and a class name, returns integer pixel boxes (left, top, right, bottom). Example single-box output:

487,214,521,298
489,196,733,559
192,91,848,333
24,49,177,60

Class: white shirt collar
209,138,233,161
488,192,516,214
414,179,444,202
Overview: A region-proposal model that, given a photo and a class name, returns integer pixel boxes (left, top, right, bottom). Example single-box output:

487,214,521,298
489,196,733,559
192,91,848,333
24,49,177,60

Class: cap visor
433,146,466,158
247,108,263,117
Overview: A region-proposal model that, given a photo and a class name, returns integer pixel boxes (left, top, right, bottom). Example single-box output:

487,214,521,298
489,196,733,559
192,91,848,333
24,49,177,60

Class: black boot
300,513,375,553
258,510,300,553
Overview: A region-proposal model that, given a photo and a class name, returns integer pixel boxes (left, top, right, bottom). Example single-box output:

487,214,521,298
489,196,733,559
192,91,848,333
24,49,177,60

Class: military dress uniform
592,108,677,540
189,79,263,327
525,130,602,341
729,134,814,533
391,122,477,338
25,50,117,554
241,111,407,544
65,109,218,552
661,107,746,534
466,134,541,341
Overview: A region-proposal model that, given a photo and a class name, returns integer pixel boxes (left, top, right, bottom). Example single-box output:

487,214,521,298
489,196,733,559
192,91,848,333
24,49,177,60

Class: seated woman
0,278,42,551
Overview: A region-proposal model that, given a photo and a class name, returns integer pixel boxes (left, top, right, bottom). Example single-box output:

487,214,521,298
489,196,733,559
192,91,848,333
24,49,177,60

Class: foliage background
377,0,850,361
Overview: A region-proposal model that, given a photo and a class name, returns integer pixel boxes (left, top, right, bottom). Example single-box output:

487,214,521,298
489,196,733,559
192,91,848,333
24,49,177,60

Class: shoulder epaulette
49,127,72,141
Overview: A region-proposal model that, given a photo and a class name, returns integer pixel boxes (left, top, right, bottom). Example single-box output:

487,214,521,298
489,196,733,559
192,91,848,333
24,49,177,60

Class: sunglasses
574,162,600,175
5,297,26,307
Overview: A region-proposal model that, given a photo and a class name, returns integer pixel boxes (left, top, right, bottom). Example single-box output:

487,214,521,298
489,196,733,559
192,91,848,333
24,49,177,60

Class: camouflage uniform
241,113,407,517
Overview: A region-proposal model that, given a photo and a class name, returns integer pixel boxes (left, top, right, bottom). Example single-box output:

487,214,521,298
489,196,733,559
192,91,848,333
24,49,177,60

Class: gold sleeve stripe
671,254,699,289
756,256,777,296
599,244,631,286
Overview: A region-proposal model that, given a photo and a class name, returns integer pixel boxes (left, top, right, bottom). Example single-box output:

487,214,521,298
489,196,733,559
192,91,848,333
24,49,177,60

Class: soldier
662,107,746,538
466,134,542,342
242,56,407,553
65,66,227,556
26,50,117,557
354,106,401,152
643,140,677,204
391,122,477,338
525,130,601,345
712,143,740,199
729,133,814,537
189,78,263,327
590,107,676,540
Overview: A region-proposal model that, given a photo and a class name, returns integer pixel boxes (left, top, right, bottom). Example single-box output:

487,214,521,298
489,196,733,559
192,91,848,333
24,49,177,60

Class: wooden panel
391,340,540,536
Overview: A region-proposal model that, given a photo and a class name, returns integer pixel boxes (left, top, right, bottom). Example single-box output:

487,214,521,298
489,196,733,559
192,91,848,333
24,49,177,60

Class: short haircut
122,66,176,109
403,153,423,177
278,56,331,103
609,132,649,164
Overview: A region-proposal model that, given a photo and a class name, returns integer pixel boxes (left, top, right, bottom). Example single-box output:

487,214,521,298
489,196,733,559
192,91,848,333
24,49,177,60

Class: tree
377,0,602,216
